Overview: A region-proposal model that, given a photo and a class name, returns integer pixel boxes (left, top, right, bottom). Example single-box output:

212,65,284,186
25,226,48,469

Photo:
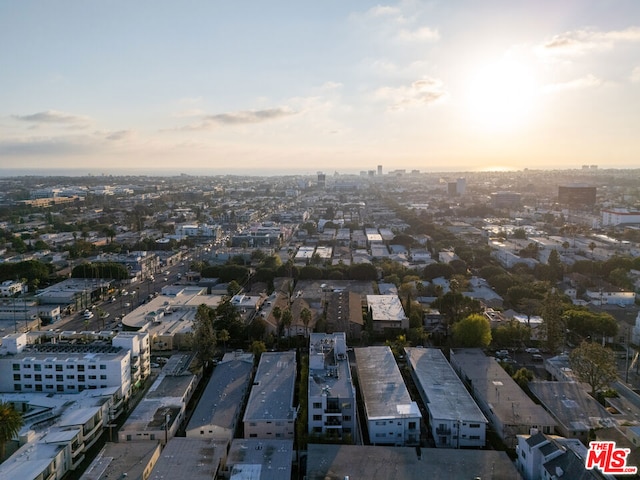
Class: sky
1,0,639,175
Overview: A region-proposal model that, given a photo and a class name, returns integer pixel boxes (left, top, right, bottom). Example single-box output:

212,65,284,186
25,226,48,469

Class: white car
124,302,131,308
83,310,94,319
525,348,540,354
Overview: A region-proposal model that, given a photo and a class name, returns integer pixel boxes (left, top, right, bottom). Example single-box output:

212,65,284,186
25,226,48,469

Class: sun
465,59,537,132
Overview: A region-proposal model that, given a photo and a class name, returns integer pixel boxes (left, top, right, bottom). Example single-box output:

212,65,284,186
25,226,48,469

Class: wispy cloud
375,77,447,110
542,74,604,93
0,136,95,156
175,107,297,131
105,130,137,142
11,110,91,128
397,26,440,42
539,27,640,56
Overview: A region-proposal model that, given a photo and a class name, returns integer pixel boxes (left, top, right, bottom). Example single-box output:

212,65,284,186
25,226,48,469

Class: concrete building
450,348,556,448
308,333,357,442
558,184,596,208
528,381,614,444
354,346,421,446
118,354,197,445
185,351,254,442
148,437,228,480
0,333,132,405
243,351,297,439
224,439,293,480
366,295,409,332
405,347,487,448
491,191,522,209
0,280,25,297
306,444,521,480
602,208,640,226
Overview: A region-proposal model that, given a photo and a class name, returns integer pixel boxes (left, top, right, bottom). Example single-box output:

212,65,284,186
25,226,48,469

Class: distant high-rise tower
456,178,466,196
317,172,326,189
377,165,382,176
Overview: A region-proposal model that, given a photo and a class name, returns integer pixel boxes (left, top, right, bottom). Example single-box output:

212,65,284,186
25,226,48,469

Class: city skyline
1,1,639,174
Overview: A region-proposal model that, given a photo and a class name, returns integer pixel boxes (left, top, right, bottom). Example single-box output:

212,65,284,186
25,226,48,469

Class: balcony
324,417,342,427
436,426,451,435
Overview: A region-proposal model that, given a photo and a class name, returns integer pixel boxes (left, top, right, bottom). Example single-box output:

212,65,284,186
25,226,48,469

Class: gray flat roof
148,438,227,480
308,333,354,400
529,381,614,432
227,439,293,480
186,356,253,436
306,444,520,480
243,351,296,422
354,346,419,420
81,442,161,480
451,349,556,428
405,347,486,424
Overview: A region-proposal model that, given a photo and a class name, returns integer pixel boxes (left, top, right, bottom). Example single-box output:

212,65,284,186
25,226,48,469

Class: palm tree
0,402,23,460
300,307,312,337
281,309,293,338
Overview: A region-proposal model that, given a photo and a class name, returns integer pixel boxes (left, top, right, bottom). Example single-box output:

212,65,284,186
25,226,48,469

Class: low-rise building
354,346,421,446
450,348,556,448
405,347,487,448
243,351,296,439
224,439,293,480
366,295,409,332
308,333,357,442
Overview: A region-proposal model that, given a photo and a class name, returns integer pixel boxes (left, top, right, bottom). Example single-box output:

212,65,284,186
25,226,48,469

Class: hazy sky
1,1,639,174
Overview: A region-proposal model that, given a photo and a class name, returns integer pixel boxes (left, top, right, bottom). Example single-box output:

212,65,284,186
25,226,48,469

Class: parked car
532,354,544,362
83,310,94,319
525,347,540,354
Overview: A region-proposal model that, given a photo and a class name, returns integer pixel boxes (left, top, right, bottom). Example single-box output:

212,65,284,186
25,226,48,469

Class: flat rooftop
354,346,419,420
227,439,293,480
243,351,296,422
405,347,486,424
308,333,354,400
148,438,227,480
306,444,520,480
366,295,406,321
186,354,254,438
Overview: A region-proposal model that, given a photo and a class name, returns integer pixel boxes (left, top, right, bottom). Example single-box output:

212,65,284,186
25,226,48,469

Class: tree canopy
569,342,617,395
452,314,492,348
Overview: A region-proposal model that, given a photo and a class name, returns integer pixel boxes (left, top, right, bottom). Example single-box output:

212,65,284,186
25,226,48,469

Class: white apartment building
354,346,421,446
405,347,487,448
0,333,131,403
308,333,357,442
112,331,151,387
0,280,25,297
243,351,297,439
366,295,409,332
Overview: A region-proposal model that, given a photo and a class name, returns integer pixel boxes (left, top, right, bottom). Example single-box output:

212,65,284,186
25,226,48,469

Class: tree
281,309,293,337
250,340,267,359
0,401,23,459
227,280,242,297
300,307,312,336
512,368,534,391
191,304,217,368
492,319,531,350
218,329,230,353
452,314,492,348
569,342,617,396
540,291,567,354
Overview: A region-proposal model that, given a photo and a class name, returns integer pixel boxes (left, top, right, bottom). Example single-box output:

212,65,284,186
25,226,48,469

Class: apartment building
308,333,357,442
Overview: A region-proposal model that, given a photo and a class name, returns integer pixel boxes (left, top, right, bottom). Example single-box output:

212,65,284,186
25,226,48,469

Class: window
12,364,19,371
46,385,53,390
408,422,416,430
66,365,74,370
66,375,74,380
68,385,75,389
55,365,63,371
100,365,107,370
34,364,41,371
23,374,31,379
78,385,85,392
45,364,52,369
13,374,20,381
14,384,21,391
313,415,322,421
35,385,42,392
89,375,96,380
100,375,107,380
57,385,64,392
89,365,96,370
313,402,322,409
45,374,53,379
375,433,386,437
77,365,85,372
469,423,480,428
376,421,386,426
78,375,85,382
24,364,31,369
470,435,480,440
35,374,41,381
249,434,257,438
56,375,63,382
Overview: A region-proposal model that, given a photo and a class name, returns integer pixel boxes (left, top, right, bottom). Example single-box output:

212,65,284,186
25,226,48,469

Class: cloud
365,5,404,20
11,110,91,127
176,107,297,131
105,130,137,142
397,26,440,42
0,136,95,156
542,74,604,93
375,77,447,110
539,27,640,56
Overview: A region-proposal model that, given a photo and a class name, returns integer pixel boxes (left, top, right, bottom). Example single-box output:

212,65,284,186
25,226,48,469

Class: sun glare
466,59,537,132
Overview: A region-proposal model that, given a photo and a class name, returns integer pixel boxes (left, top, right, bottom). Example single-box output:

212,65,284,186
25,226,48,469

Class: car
122,290,129,296
532,354,544,362
124,302,131,308
100,312,110,319
83,310,94,319
164,277,169,282
496,349,509,358
525,347,540,354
